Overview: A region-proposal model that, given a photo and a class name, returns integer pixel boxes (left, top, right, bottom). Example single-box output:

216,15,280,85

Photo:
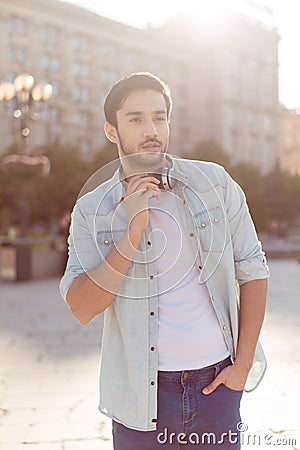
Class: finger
127,177,160,193
202,376,223,395
125,181,160,197
144,189,161,201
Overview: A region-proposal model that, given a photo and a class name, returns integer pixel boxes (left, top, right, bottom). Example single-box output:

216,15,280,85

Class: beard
117,132,169,175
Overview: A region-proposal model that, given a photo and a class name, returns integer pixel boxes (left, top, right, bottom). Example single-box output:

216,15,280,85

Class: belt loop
214,361,221,377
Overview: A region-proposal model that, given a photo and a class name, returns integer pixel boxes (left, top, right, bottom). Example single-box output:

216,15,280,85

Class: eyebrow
124,110,167,117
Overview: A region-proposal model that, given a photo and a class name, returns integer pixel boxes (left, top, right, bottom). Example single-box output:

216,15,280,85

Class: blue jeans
112,356,243,449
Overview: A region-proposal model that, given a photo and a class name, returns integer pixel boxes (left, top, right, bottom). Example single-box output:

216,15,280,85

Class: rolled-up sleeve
222,169,269,286
59,202,101,302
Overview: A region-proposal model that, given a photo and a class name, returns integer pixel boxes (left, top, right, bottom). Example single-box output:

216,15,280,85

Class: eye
155,116,166,122
129,117,141,123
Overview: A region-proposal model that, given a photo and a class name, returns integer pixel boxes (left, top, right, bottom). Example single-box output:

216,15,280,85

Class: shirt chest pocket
96,229,127,260
194,206,229,253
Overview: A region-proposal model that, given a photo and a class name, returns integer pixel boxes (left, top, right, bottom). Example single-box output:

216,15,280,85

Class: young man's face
106,89,170,170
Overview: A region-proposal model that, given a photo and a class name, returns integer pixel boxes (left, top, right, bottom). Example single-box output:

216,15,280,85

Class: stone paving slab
0,259,299,450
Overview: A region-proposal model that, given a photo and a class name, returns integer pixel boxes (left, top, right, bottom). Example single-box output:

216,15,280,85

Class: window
151,57,162,73
260,66,275,108
72,62,90,77
73,111,81,125
41,54,50,69
80,139,89,155
52,56,60,72
101,69,118,86
19,47,26,64
18,19,27,35
8,16,16,34
8,45,27,63
8,17,27,35
41,54,60,72
51,108,59,124
71,86,90,103
246,135,257,161
263,115,273,138
42,108,60,124
227,107,239,131
7,72,16,83
100,43,117,60
73,35,90,53
41,108,49,122
127,51,142,67
247,111,257,135
51,80,59,97
244,60,258,105
225,52,241,100
42,26,60,45
81,87,90,103
73,111,90,127
82,64,90,77
7,45,15,61
72,62,80,77
72,86,81,101
82,112,90,128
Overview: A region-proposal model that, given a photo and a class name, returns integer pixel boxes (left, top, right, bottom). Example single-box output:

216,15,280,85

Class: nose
143,119,158,138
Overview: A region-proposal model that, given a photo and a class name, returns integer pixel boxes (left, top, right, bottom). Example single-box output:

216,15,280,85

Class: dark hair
104,72,172,128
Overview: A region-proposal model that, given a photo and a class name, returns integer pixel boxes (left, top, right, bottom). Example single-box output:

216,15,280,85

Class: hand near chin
124,175,161,233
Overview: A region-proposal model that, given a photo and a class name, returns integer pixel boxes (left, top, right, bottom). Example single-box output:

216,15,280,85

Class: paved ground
0,259,299,449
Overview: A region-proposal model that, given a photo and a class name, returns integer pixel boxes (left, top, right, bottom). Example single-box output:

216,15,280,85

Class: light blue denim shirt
60,156,269,431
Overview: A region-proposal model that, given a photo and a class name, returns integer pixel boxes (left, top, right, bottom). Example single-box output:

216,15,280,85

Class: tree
0,141,120,234
230,162,268,232
187,140,232,170
29,142,91,225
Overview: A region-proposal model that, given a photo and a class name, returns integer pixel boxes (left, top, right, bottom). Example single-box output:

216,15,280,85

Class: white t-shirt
149,190,229,371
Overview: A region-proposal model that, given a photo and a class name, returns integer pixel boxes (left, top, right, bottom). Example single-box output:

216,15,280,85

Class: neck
120,153,170,179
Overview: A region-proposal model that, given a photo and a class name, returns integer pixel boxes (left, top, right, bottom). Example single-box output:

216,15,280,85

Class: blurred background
0,0,300,280
0,1,299,449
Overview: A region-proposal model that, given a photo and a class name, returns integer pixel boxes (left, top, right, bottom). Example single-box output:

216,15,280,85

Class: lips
141,141,161,150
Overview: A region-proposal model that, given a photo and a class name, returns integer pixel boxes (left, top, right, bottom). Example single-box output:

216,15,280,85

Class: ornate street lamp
0,73,53,238
0,74,52,281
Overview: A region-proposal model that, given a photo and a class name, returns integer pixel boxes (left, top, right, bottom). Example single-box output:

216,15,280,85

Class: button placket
145,227,159,428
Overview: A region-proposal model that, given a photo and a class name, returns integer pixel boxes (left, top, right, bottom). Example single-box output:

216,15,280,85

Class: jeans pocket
220,383,243,394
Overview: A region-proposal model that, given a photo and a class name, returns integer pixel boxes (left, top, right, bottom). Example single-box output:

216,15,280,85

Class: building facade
0,0,280,172
281,108,300,175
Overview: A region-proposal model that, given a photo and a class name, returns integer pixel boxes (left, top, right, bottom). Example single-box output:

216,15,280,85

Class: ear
104,122,119,143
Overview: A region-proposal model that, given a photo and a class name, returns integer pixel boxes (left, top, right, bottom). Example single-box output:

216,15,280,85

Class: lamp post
0,73,53,237
0,74,52,281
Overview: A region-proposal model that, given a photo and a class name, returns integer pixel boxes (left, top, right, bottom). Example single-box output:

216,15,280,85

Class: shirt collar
110,154,190,205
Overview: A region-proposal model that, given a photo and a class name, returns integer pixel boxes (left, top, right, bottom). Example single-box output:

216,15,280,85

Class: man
60,72,269,449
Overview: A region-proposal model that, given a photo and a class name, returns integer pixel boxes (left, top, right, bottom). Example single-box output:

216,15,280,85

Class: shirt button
150,346,155,351
223,325,227,330
104,239,110,245
151,418,157,423
213,218,218,223
147,241,151,246
189,232,194,237
198,265,202,270
150,311,155,316
150,381,155,386
149,275,154,280
201,223,206,228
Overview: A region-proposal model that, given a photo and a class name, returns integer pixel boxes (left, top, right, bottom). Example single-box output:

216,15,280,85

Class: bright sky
62,0,300,109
